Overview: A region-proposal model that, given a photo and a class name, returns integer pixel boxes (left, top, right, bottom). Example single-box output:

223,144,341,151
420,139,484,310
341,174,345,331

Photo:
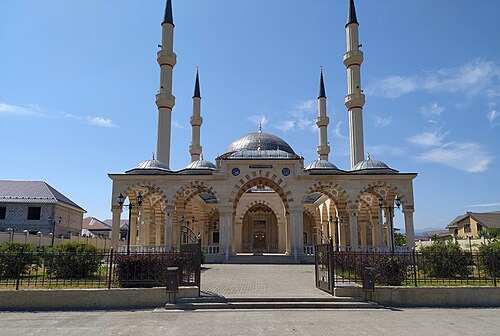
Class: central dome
226,132,295,155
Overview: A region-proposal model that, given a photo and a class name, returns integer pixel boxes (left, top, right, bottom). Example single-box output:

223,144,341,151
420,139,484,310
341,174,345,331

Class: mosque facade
108,0,417,262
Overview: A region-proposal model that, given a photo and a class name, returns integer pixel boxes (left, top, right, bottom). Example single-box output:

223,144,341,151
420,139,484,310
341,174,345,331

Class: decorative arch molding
173,181,219,205
229,172,294,211
355,181,409,207
302,182,353,207
237,200,283,221
120,182,168,207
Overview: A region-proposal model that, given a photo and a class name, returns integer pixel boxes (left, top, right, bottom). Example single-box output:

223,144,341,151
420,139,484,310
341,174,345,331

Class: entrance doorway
241,205,279,253
253,230,266,251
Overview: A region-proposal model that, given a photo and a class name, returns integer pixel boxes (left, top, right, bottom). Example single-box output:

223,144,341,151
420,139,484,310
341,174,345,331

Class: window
27,207,41,220
303,232,308,244
477,223,483,232
464,224,471,233
212,231,220,244
0,207,5,220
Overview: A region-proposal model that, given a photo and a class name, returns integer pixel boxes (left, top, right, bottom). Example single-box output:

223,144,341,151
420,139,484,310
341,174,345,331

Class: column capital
403,205,415,213
111,205,123,213
218,206,233,215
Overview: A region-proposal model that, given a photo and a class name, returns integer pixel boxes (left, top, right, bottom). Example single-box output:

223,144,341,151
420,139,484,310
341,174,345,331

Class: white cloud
366,145,405,157
86,116,117,128
487,110,499,123
0,102,45,117
332,121,348,139
416,142,493,173
367,60,500,99
172,120,189,130
247,115,268,129
407,131,446,148
65,113,117,128
275,120,295,132
374,116,391,127
420,103,445,117
467,202,500,207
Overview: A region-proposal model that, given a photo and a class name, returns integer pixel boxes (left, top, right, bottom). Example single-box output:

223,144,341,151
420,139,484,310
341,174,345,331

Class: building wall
0,203,54,234
54,204,84,237
452,217,482,238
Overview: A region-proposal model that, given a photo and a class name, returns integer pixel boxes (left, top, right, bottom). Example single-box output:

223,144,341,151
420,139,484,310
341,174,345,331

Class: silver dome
226,132,295,155
305,159,338,170
352,159,390,171
227,149,297,159
126,159,170,174
185,159,217,170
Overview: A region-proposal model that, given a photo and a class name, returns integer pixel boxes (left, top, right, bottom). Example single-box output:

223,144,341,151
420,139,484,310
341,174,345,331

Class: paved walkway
201,264,332,298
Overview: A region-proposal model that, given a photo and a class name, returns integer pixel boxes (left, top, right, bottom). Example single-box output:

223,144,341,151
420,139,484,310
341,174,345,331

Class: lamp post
23,230,29,243
7,227,13,243
37,231,42,247
117,193,143,255
378,195,401,254
48,216,62,247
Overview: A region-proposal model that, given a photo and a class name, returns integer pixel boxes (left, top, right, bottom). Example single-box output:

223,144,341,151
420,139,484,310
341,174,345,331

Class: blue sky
1,0,499,232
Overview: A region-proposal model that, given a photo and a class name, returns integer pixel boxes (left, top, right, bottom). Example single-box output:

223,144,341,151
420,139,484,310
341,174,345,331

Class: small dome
185,159,217,170
305,159,338,170
352,158,390,171
226,132,295,155
126,159,170,174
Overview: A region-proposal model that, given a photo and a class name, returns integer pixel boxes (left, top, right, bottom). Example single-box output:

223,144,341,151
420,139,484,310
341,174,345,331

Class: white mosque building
109,0,416,262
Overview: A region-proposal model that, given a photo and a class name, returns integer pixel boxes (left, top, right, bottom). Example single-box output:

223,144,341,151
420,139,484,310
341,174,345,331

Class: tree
394,233,406,247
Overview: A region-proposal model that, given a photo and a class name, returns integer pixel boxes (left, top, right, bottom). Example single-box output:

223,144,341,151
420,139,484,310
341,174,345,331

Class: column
130,208,139,246
111,206,122,250
155,213,163,246
234,222,243,252
164,205,174,251
404,207,416,249
371,211,380,248
349,209,359,251
289,207,304,261
219,206,233,261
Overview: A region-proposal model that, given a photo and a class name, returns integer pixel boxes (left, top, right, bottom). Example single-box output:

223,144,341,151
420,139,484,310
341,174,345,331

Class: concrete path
201,264,332,298
1,309,500,336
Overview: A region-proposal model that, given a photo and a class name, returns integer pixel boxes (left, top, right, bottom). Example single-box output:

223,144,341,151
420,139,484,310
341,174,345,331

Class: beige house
108,0,417,262
447,211,500,238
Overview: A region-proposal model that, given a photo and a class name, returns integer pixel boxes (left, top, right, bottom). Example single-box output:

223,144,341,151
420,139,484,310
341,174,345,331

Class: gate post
329,238,335,292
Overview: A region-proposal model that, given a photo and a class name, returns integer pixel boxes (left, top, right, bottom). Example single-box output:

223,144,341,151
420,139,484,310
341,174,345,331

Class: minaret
189,68,203,162
155,0,176,168
316,67,330,161
344,0,366,169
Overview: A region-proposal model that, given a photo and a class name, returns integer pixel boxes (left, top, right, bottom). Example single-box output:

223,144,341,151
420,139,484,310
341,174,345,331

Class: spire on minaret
316,67,330,161
189,67,203,162
193,67,201,98
347,0,358,26
163,0,174,25
318,66,327,99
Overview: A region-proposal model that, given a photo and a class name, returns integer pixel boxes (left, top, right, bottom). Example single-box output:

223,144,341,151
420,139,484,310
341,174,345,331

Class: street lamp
378,195,401,254
37,231,42,247
48,216,62,247
117,192,143,255
6,227,13,243
23,230,29,243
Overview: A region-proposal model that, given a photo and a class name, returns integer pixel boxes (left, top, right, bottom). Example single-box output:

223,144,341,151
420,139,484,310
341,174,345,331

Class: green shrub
44,242,102,279
478,242,500,278
418,242,472,278
114,253,182,288
0,242,39,279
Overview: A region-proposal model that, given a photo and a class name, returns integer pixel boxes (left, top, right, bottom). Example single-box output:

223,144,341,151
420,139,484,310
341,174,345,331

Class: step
224,255,300,264
165,296,378,310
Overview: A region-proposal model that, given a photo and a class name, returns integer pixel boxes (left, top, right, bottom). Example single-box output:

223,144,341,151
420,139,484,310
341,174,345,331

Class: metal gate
314,242,334,295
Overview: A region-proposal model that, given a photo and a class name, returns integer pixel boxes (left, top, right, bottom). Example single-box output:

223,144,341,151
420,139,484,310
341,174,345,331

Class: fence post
329,238,335,292
197,238,202,296
15,247,24,290
493,249,497,288
108,247,114,290
412,249,418,287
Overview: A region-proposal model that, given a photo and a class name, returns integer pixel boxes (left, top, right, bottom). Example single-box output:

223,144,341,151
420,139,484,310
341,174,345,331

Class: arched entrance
241,204,279,253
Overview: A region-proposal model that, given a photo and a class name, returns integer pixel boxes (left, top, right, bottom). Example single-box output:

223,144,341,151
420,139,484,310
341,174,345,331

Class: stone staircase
223,254,300,264
165,296,378,310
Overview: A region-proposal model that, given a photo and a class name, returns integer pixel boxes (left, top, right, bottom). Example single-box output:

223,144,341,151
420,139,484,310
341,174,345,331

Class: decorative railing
303,245,315,255
203,245,220,255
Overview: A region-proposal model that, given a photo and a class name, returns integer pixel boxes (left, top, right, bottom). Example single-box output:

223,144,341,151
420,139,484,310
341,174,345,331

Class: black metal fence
0,245,201,290
315,243,498,292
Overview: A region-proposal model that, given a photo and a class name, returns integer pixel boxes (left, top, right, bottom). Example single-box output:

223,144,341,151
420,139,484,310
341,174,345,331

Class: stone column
164,205,174,251
130,208,139,245
289,207,304,261
359,212,367,248
371,210,380,247
234,222,243,252
155,213,163,246
404,206,416,249
348,208,359,251
111,206,122,250
278,220,286,253
219,206,233,261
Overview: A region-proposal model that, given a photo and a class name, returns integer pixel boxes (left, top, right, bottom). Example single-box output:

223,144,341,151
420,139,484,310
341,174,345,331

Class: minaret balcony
157,50,177,66
190,116,203,126
155,93,176,108
344,93,365,110
343,50,364,67
316,116,329,127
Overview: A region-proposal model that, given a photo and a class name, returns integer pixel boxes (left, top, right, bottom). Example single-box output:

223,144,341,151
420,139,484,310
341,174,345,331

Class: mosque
108,0,416,262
